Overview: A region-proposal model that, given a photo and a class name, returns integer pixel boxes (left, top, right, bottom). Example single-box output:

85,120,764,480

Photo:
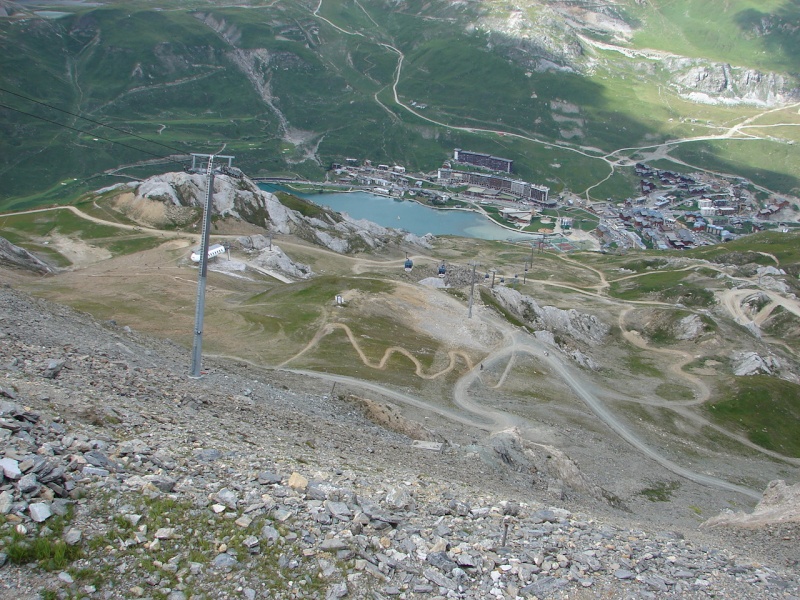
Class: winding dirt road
6,201,786,500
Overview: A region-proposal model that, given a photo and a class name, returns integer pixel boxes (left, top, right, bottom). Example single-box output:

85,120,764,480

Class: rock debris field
0,285,798,600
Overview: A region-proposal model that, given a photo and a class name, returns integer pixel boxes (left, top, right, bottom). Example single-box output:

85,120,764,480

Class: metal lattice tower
189,153,234,378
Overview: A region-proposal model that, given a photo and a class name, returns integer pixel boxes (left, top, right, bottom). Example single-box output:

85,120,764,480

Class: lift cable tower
189,152,235,378
467,261,478,318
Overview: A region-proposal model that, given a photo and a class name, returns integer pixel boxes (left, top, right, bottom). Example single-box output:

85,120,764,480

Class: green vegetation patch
82,492,329,596
624,349,663,378
655,382,695,402
761,306,800,351
274,191,329,219
609,270,715,307
479,288,526,328
2,505,81,571
638,480,680,502
707,375,800,457
620,258,668,273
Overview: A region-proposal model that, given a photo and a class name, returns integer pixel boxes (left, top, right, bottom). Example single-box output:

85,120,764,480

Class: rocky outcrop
476,4,799,108
126,172,432,256
703,480,800,528
475,429,622,507
671,62,799,107
732,351,780,376
675,314,706,341
492,287,609,347
133,172,280,229
0,236,53,275
237,237,313,280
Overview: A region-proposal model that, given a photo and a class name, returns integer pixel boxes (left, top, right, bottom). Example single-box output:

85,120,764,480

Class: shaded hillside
0,0,798,209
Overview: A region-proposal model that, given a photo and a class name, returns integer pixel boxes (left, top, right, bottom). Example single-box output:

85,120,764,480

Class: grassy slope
627,0,800,71
708,375,800,457
0,0,798,209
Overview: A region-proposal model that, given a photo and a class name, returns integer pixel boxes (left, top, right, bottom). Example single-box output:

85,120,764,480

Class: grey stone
195,448,222,462
412,585,434,593
0,418,21,433
84,450,118,471
258,471,282,485
148,475,177,493
0,458,21,480
261,525,280,544
456,553,478,568
521,576,568,597
64,528,83,546
532,509,559,523
447,499,470,516
320,537,349,551
386,486,413,510
325,500,352,520
0,491,12,514
50,498,71,516
427,551,457,572
243,535,260,549
614,569,635,579
29,502,52,522
643,575,669,592
423,568,457,591
215,488,239,509
273,508,292,522
154,527,175,539
39,466,66,484
213,553,239,569
82,466,110,477
58,571,74,583
326,582,348,599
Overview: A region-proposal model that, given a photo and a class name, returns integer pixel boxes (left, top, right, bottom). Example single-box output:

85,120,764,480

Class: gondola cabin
404,254,413,272
438,262,447,278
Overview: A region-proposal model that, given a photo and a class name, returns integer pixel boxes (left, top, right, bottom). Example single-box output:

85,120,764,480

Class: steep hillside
0,0,798,209
1,285,798,600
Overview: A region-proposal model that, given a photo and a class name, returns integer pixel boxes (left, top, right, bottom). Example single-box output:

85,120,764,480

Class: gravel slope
0,284,798,599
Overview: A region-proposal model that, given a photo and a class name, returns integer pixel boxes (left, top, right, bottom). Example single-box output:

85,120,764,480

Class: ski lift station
191,243,226,262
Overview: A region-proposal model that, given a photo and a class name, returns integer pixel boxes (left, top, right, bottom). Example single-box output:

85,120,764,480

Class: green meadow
0,0,797,209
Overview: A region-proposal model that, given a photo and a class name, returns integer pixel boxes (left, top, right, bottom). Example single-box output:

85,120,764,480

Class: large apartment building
453,149,513,173
438,168,550,204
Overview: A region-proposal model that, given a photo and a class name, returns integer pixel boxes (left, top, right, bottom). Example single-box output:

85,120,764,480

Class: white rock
0,457,21,480
29,502,52,522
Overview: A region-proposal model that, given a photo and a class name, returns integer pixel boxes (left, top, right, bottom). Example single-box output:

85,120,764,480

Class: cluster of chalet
605,205,733,250
636,163,703,194
758,198,792,218
330,160,429,197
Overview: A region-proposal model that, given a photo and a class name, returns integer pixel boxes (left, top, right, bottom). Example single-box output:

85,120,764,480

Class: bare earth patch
42,233,111,268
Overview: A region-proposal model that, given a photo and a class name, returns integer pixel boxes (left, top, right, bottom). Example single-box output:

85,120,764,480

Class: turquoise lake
263,187,530,241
